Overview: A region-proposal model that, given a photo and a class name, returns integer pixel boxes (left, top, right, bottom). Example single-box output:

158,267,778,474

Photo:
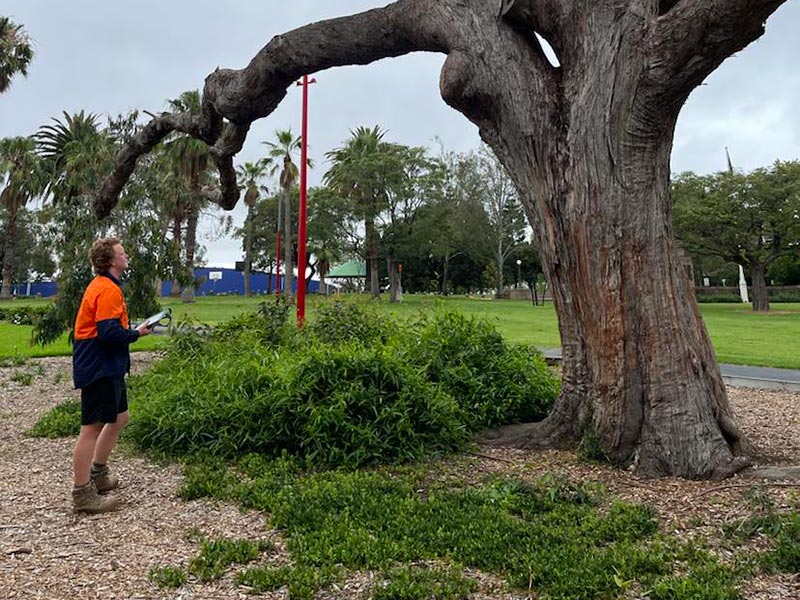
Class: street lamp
516,259,522,289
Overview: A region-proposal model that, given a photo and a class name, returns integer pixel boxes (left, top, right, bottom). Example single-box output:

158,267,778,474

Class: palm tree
164,90,214,303
0,17,34,94
262,129,312,302
324,126,388,298
0,137,45,298
36,111,112,203
235,160,268,296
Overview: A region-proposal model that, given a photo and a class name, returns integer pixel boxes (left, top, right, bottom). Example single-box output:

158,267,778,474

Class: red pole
296,74,315,325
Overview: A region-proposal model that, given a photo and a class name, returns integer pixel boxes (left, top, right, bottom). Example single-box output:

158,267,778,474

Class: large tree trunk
462,0,758,479
96,0,787,477
750,263,770,312
0,203,18,299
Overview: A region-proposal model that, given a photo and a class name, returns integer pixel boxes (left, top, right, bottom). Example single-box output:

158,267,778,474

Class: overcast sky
2,1,798,267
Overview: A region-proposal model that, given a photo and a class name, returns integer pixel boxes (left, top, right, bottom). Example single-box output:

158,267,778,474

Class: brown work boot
72,482,119,514
91,464,119,493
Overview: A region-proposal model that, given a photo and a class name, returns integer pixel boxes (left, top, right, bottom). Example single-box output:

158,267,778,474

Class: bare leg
92,411,129,466
73,423,104,486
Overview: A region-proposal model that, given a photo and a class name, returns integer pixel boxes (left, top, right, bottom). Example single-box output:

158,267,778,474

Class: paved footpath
538,348,800,393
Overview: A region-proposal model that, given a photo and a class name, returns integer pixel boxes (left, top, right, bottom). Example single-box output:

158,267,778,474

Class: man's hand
136,323,152,336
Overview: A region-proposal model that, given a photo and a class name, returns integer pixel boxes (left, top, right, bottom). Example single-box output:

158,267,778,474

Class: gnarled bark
96,0,787,478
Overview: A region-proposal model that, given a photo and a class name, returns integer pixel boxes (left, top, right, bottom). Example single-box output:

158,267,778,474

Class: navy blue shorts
80,377,127,425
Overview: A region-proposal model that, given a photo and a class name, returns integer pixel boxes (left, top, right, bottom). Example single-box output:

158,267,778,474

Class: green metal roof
328,260,366,278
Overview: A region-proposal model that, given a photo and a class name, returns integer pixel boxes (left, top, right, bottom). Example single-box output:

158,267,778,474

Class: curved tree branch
647,0,788,107
96,0,447,218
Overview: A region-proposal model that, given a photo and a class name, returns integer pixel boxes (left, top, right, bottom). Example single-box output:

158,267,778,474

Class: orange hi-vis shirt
72,273,140,389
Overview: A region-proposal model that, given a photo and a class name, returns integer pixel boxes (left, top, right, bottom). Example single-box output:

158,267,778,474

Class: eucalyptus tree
424,148,493,295
0,136,45,298
0,17,34,94
673,162,800,312
96,0,788,479
379,144,444,302
236,160,269,296
245,189,286,293
262,129,308,302
324,126,391,298
164,90,214,302
470,145,527,296
0,207,55,285
306,186,350,295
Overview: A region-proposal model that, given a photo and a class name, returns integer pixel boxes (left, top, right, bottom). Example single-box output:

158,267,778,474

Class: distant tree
768,255,800,286
245,189,288,292
474,145,526,296
325,126,390,298
673,162,800,312
165,90,215,303
0,207,55,285
0,136,45,298
515,240,545,306
379,144,443,302
432,149,492,295
0,17,33,94
236,160,269,296
263,129,310,302
306,186,349,295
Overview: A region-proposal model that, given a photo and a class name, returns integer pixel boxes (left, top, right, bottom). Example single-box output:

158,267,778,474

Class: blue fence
162,267,331,296
13,268,333,298
11,281,58,298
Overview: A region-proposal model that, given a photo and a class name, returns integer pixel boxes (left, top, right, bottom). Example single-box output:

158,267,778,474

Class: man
72,238,151,513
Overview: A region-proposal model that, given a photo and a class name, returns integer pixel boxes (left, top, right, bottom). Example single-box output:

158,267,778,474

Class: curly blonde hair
89,238,121,274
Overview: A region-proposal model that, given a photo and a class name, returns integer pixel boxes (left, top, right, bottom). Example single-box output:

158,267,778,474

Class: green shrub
148,565,187,589
0,304,50,326
27,400,80,438
213,296,293,347
309,298,386,345
127,305,557,468
401,311,559,428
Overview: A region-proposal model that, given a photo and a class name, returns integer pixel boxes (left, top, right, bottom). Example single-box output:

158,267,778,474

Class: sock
91,462,107,474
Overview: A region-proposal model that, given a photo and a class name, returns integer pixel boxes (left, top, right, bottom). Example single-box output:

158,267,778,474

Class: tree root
709,456,753,481
477,417,574,450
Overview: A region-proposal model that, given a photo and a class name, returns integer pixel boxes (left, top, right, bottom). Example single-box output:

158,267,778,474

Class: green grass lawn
2,295,799,369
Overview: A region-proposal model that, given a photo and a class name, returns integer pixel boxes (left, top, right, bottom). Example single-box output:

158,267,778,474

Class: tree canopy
673,161,800,311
